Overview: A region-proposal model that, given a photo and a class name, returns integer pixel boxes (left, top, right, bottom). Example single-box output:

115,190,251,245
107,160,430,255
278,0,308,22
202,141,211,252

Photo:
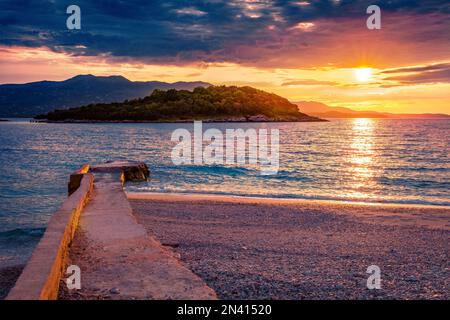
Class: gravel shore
0,265,24,299
130,195,449,300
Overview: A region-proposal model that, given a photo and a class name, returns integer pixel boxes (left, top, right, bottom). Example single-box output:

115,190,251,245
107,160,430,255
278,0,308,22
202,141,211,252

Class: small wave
376,176,450,189
0,227,45,244
129,189,450,207
262,170,313,182
167,164,259,176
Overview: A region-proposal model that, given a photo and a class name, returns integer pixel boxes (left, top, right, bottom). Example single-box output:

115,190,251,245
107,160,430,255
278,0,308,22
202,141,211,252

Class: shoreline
126,192,450,210
2,191,448,299
31,118,328,124
130,195,449,299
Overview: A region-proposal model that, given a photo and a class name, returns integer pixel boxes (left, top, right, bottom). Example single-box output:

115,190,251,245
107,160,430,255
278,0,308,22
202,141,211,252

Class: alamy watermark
66,5,81,30
66,265,81,290
171,121,279,175
367,5,381,30
366,265,381,290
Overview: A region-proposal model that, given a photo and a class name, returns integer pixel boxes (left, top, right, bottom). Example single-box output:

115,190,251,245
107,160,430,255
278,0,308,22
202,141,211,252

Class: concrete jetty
7,161,216,300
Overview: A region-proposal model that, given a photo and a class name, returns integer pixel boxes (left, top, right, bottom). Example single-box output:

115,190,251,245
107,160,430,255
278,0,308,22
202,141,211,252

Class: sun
355,68,373,82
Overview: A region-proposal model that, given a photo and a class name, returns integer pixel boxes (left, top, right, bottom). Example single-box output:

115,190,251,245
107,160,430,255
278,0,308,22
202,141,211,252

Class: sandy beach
129,193,450,300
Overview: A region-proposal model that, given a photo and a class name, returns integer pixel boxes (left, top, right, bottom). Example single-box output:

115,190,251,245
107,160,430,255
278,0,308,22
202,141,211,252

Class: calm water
0,118,449,267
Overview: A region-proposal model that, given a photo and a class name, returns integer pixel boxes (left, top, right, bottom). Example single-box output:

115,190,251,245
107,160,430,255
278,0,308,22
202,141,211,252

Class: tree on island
35,86,325,122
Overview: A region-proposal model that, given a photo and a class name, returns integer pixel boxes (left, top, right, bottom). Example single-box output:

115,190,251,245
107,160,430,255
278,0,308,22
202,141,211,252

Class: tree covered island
35,86,326,122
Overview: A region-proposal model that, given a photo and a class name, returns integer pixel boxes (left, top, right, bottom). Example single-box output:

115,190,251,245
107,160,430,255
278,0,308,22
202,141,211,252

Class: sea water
0,118,449,267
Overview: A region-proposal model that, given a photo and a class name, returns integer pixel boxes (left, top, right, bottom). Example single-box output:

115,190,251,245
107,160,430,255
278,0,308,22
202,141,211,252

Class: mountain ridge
0,75,211,117
295,101,450,119
2,75,448,119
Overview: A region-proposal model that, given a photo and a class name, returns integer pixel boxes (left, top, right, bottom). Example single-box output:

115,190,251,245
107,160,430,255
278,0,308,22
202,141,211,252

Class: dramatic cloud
0,0,449,68
382,63,450,74
174,7,208,16
282,79,338,86
382,62,450,84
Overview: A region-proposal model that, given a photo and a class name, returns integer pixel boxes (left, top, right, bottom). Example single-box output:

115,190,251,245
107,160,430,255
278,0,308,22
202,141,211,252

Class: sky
0,0,449,113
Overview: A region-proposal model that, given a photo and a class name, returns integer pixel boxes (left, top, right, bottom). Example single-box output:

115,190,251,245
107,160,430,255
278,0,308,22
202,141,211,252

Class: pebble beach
130,193,450,300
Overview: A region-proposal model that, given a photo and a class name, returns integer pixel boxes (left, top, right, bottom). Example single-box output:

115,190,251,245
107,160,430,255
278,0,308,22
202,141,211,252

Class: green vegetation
35,86,325,122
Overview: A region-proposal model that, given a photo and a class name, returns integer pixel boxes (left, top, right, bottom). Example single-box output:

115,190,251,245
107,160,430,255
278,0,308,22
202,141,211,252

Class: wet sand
129,193,450,300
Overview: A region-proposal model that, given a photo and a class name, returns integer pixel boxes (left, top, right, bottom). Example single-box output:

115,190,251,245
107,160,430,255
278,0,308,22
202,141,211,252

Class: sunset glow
0,1,449,302
0,1,449,115
355,68,373,83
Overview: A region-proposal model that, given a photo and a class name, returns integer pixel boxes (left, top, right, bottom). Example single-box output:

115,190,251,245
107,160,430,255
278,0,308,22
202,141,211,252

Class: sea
0,118,449,268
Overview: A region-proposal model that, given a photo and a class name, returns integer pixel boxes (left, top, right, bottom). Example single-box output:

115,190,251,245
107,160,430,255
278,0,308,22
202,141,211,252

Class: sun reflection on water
345,118,378,199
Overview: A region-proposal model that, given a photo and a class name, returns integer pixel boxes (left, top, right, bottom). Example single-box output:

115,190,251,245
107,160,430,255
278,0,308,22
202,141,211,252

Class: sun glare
355,68,373,82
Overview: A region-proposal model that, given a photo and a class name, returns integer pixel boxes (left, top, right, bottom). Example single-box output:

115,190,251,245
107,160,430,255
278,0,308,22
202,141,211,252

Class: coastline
31,118,328,123
127,192,450,231
126,191,450,210
2,192,448,299
130,193,449,299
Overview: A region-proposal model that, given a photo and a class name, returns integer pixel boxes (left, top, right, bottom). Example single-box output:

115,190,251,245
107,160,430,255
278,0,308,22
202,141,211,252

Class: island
0,119,9,122
34,86,326,122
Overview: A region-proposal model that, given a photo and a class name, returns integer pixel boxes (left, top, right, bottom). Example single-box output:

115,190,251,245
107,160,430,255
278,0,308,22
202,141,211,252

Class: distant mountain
295,101,450,119
0,74,211,117
36,86,326,123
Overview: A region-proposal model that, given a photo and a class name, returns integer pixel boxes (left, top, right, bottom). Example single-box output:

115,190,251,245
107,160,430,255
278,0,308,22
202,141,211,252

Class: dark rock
109,288,120,294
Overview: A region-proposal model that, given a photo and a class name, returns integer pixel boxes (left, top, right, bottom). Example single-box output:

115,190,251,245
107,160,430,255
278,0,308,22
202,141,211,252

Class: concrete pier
7,161,216,300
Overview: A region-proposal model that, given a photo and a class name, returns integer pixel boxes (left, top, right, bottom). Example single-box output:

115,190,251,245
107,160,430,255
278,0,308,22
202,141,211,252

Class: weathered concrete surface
60,163,216,300
6,174,94,300
91,161,150,182
68,164,90,195
7,161,214,300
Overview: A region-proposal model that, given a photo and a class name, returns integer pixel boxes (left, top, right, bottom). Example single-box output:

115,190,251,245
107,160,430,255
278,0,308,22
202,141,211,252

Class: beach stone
406,276,419,283
109,288,120,294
